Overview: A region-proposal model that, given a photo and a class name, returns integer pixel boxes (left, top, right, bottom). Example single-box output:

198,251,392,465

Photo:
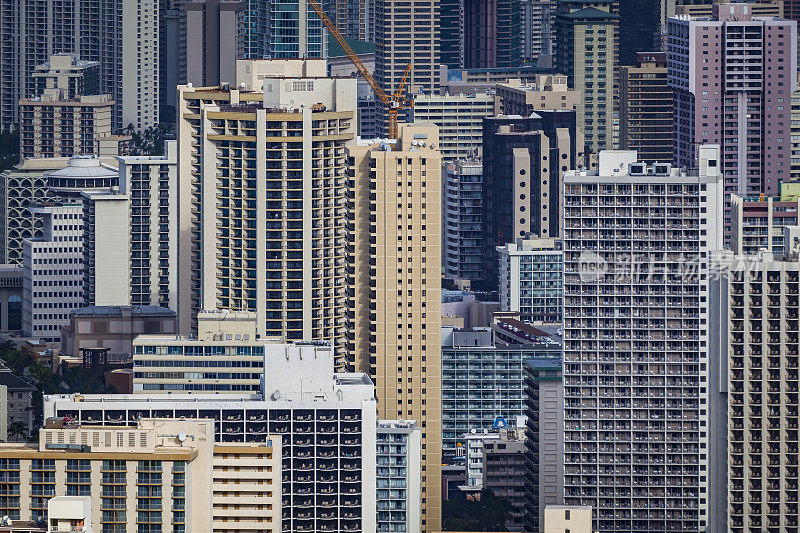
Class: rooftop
0,371,36,391
71,305,176,317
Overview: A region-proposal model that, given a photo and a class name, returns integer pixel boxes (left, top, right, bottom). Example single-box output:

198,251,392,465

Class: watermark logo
578,251,607,282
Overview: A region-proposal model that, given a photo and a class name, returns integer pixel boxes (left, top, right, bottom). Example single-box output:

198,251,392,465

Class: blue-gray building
441,322,561,460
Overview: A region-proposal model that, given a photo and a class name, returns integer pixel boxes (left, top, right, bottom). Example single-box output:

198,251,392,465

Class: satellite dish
178,432,187,443
271,390,281,401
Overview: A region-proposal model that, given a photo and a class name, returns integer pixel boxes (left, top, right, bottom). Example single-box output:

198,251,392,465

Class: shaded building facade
481,111,580,289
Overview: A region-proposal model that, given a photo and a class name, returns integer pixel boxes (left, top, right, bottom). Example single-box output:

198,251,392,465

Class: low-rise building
0,371,34,440
0,418,283,533
59,305,178,362
45,345,379,533
494,75,580,116
543,505,593,533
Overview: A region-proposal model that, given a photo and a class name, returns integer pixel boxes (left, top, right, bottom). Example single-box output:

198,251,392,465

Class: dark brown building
619,52,673,164
464,0,522,68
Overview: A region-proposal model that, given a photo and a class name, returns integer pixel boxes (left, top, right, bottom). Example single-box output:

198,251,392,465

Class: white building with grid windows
45,344,378,533
498,237,563,324
21,204,84,342
562,147,724,532
377,420,422,533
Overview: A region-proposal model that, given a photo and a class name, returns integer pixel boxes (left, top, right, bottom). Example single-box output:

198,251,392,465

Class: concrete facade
667,6,798,239
176,61,356,359
497,238,563,324
21,205,85,343
345,125,442,531
0,0,159,132
562,147,724,531
59,305,178,362
411,93,495,162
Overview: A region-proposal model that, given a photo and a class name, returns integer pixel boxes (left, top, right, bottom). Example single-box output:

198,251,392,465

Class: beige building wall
81,192,131,307
494,75,581,116
346,124,442,531
544,505,593,533
0,419,215,530
411,93,495,162
212,442,282,533
0,385,7,442
675,0,782,17
18,94,116,160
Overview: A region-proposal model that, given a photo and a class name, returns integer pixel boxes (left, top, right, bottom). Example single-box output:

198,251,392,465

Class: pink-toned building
667,3,797,239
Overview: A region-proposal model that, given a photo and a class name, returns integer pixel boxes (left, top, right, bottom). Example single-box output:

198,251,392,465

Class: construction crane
306,0,413,139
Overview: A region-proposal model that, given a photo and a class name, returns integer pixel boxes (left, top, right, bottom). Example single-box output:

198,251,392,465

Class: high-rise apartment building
553,0,618,153
18,93,122,161
714,249,800,532
439,0,463,69
31,53,100,99
441,325,561,460
618,0,661,66
523,357,564,532
521,0,555,62
346,124,442,530
46,344,379,533
793,85,800,181
373,0,440,133
411,92,495,162
497,237,563,324
730,193,800,256
21,204,85,342
562,147,724,532
117,141,179,309
443,161,484,281
75,143,179,310
185,0,245,87
463,0,522,69
176,60,355,353
619,52,673,164
0,0,159,132
238,0,327,60
377,420,423,533
482,112,581,287
667,4,798,239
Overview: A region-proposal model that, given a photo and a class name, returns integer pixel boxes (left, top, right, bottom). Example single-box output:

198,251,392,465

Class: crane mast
306,0,413,138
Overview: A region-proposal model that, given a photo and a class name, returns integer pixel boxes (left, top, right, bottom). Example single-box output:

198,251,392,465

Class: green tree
442,488,515,531
0,130,19,171
7,421,26,441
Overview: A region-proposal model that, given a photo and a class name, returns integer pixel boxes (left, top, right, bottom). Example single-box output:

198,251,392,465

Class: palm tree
8,421,26,441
